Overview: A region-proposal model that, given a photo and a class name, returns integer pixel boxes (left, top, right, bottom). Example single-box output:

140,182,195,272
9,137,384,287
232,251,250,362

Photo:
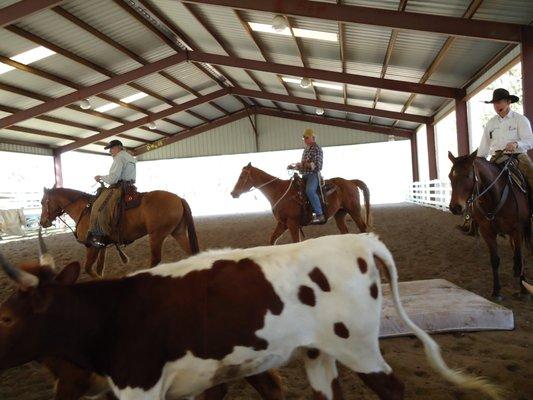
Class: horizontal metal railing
407,180,451,211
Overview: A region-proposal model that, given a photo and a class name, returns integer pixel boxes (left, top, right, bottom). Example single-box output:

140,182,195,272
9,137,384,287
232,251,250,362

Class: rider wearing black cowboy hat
460,88,533,235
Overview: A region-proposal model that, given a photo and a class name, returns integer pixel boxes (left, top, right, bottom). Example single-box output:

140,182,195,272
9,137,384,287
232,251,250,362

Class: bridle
235,168,295,210
466,156,515,221
41,192,88,237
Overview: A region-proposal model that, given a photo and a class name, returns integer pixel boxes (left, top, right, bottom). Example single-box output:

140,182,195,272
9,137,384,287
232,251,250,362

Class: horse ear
43,186,48,193
247,162,252,167
470,149,478,159
448,151,456,163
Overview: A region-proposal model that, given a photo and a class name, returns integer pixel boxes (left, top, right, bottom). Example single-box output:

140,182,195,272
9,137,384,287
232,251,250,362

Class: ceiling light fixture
300,77,312,88
316,107,325,116
148,121,157,130
79,99,91,110
272,15,288,32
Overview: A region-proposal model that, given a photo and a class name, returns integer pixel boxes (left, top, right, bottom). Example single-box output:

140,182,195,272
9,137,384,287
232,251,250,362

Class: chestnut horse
448,150,530,299
39,187,199,277
231,163,371,243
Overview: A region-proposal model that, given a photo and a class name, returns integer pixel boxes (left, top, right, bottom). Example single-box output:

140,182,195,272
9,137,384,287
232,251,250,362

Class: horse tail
180,198,200,255
352,179,371,228
373,242,503,400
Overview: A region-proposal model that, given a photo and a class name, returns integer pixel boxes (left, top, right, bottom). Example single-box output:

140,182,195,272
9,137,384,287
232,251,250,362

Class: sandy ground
0,203,531,400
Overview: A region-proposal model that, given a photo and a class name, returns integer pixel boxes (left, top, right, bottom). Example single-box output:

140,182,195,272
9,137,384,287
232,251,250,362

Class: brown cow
30,230,283,400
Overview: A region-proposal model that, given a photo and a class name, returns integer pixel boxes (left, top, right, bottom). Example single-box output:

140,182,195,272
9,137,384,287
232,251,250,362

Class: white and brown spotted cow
0,234,499,400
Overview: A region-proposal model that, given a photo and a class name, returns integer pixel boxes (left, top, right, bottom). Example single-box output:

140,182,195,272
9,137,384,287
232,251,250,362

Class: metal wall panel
138,114,398,161
0,143,52,156
257,115,392,152
138,116,256,160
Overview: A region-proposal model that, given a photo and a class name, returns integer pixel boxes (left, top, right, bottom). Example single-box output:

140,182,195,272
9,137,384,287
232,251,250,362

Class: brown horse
448,150,530,299
39,187,199,277
231,163,370,243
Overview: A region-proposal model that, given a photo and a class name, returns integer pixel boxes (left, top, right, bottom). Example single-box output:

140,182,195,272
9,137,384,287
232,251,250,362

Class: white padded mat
380,279,514,338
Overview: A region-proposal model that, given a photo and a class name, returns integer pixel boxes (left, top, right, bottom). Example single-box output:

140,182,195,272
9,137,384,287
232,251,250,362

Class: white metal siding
0,143,52,156
138,114,397,161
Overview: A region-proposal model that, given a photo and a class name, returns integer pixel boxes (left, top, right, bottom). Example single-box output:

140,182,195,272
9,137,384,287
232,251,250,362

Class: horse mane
250,166,288,182
48,187,92,202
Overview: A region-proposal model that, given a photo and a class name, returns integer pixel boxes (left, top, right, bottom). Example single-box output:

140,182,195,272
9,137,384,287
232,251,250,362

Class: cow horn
523,280,533,294
0,252,39,289
38,227,55,270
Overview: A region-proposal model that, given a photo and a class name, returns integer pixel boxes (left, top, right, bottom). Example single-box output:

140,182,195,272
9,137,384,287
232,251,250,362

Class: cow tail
181,198,200,255
372,241,502,400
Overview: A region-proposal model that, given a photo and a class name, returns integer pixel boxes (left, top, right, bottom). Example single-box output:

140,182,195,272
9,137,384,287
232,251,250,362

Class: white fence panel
407,180,451,211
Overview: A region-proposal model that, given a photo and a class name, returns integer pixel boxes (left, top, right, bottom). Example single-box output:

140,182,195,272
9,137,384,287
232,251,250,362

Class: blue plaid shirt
299,143,323,174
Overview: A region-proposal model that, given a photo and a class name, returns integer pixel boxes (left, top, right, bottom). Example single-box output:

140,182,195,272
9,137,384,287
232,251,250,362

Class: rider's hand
504,142,518,153
94,175,102,182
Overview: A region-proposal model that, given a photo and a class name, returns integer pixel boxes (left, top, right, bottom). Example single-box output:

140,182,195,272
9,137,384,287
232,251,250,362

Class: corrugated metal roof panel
343,0,401,10
0,69,75,99
61,0,176,64
149,0,228,55
427,39,507,87
164,62,215,93
0,88,42,110
0,128,64,147
0,28,37,56
344,24,392,77
407,94,445,115
405,0,468,17
188,4,265,60
474,0,533,24
15,9,143,77
387,31,448,82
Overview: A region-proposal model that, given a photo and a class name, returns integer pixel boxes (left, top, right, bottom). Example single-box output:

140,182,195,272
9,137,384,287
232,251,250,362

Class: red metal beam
58,89,229,153
455,98,470,156
426,124,438,180
135,109,250,156
231,87,430,123
522,26,533,122
256,107,414,138
0,0,64,27
410,135,419,182
184,0,524,43
0,52,188,130
190,51,460,98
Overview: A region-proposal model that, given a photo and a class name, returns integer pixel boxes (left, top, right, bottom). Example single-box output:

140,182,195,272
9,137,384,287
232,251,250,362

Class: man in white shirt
89,140,137,248
459,89,532,235
478,88,533,193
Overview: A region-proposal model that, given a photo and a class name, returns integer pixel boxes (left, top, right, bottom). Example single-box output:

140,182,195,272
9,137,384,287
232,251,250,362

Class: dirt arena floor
0,203,531,399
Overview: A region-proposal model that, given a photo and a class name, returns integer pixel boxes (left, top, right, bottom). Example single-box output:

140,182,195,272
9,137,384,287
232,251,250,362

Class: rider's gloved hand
504,142,518,153
94,175,102,182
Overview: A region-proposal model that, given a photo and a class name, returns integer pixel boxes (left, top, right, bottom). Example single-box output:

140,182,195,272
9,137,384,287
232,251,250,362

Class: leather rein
467,156,514,221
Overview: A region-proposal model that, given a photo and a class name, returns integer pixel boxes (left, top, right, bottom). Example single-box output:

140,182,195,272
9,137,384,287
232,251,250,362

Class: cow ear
55,262,80,285
448,151,456,163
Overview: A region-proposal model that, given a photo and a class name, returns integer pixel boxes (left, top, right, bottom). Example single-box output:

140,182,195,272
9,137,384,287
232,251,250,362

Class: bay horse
448,150,530,299
230,163,370,243
39,187,199,277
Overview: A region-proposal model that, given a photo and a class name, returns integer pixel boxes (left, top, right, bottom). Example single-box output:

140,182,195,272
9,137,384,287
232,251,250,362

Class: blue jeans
304,172,323,215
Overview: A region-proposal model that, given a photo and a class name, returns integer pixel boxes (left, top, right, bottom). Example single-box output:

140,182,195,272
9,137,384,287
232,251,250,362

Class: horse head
448,150,478,215
40,187,63,228
231,162,254,198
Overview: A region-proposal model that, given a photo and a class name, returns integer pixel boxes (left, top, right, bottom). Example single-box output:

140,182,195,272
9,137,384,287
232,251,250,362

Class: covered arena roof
0,0,532,156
